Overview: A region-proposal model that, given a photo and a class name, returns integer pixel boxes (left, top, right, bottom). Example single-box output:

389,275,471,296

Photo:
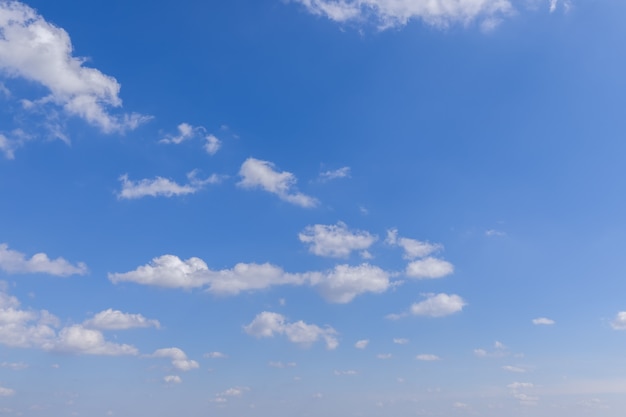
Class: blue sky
1,0,626,415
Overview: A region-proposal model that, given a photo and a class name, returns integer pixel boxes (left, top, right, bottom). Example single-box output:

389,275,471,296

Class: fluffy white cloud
386,229,442,259
310,264,390,303
299,222,377,258
0,1,147,133
238,158,318,208
289,0,515,29
244,312,338,349
611,312,626,330
405,257,454,279
532,317,555,326
83,309,160,330
354,339,369,349
0,243,87,276
416,354,440,361
54,325,138,356
389,293,466,319
150,347,199,371
319,167,351,182
204,134,221,155
117,170,221,200
110,255,392,302
163,375,182,384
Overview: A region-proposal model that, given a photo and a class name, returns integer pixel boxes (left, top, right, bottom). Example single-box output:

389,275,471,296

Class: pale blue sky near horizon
1,0,626,416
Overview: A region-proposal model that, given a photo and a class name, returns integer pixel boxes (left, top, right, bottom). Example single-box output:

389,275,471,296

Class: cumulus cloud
532,317,555,326
299,222,377,258
388,293,466,319
611,312,626,330
289,0,515,29
212,386,250,403
204,134,221,155
150,347,199,371
0,1,147,134
54,325,138,356
238,158,318,207
159,123,222,155
83,309,160,330
416,354,440,361
310,264,391,303
163,375,182,384
244,312,338,349
0,243,87,277
354,339,369,349
405,257,454,279
318,166,351,182
110,255,392,302
386,229,442,259
117,170,221,200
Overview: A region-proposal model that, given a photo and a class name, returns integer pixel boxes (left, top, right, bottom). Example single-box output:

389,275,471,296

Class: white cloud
502,365,527,373
110,255,392,302
117,170,221,200
416,354,440,361
0,386,14,397
388,293,466,319
354,339,369,349
386,229,442,259
393,338,409,344
289,0,515,29
0,2,147,133
319,167,351,182
0,243,87,277
473,340,509,358
150,347,199,371
212,386,250,403
377,353,392,359
159,123,196,144
334,369,357,375
405,257,454,279
54,325,138,356
269,361,296,368
244,312,338,350
163,375,182,384
310,264,390,303
238,158,318,208
0,361,27,370
204,134,221,155
611,312,626,330
532,317,555,326
83,309,160,330
485,229,506,237
508,382,534,389
299,222,377,258
204,351,228,359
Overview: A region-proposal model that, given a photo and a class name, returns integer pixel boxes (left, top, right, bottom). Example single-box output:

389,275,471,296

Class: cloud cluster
0,1,147,145
244,312,338,349
299,222,377,258
238,158,318,208
0,243,87,277
289,0,515,29
386,230,453,279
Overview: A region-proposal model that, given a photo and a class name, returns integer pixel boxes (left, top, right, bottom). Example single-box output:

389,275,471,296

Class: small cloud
244,312,338,350
611,312,626,330
269,361,296,368
0,243,87,277
149,348,199,371
393,338,409,345
354,339,369,349
532,317,555,326
377,353,392,359
416,354,440,361
0,387,15,397
485,229,506,237
163,375,182,384
318,167,351,182
502,365,527,373
0,362,28,370
204,134,221,155
204,351,228,359
333,369,358,376
299,222,377,258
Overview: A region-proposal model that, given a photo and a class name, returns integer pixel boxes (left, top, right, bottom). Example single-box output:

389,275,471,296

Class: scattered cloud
474,341,509,358
310,264,391,303
299,222,377,258
0,243,87,277
354,339,369,349
485,229,506,237
377,353,392,359
0,362,28,370
318,167,351,182
334,369,357,375
289,0,517,29
532,317,555,326
204,351,228,359
611,312,626,330
269,361,296,368
117,170,220,199
389,293,466,319
83,309,160,330
508,382,534,389
386,229,442,259
238,158,318,208
163,375,182,384
204,134,221,155
212,386,250,403
150,347,199,371
54,325,138,356
502,365,527,373
0,386,14,397
244,312,338,350
393,338,409,345
416,354,440,361
405,257,454,279
159,123,222,155
0,1,147,137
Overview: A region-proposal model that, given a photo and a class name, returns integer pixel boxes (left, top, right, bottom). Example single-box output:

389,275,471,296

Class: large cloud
0,243,87,277
244,312,338,349
0,1,147,138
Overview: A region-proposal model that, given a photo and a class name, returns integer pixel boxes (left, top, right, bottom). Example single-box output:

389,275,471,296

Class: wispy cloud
117,171,222,199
